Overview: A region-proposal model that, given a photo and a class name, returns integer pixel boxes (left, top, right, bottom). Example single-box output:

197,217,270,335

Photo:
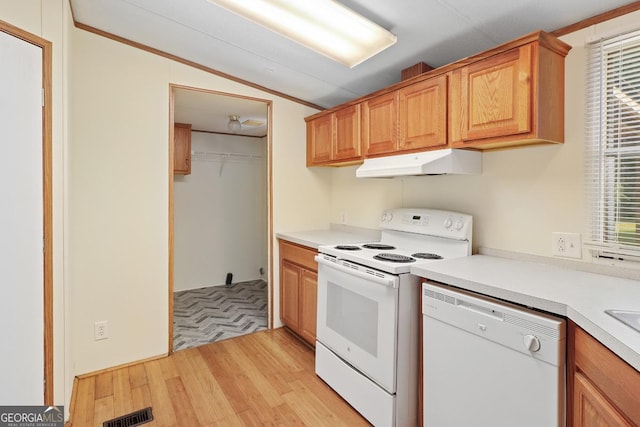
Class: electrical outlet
551,232,582,259
94,320,109,340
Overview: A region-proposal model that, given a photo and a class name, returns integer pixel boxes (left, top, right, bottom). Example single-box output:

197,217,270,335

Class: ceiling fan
227,114,266,132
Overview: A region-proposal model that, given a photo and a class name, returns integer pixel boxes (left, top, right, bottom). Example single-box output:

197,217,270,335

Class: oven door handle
315,255,399,288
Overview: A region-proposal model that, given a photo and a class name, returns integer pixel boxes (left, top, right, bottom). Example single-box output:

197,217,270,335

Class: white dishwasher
422,282,566,427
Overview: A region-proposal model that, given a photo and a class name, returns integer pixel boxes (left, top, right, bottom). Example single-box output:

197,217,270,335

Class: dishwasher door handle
457,299,504,321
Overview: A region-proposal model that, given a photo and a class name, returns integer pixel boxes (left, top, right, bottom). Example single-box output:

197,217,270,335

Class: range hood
356,149,482,178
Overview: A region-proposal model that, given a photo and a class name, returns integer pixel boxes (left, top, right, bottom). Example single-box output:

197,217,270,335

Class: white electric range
314,208,473,427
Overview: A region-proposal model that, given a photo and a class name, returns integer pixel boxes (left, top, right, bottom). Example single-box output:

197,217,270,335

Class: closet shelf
190,150,265,176
191,150,264,160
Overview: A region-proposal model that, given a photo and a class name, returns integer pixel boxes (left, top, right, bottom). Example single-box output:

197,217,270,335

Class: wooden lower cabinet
298,269,318,344
278,239,318,346
568,321,640,426
573,372,633,427
280,261,301,330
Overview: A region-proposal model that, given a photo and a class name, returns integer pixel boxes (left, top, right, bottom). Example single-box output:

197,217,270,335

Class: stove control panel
445,217,466,231
381,211,394,223
401,214,430,226
380,208,472,241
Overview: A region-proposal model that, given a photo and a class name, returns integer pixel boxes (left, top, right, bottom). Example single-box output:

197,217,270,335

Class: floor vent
103,407,153,427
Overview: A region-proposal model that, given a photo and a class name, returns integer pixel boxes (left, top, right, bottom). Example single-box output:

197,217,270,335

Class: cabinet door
298,269,318,345
399,75,448,151
570,322,640,425
363,91,398,156
461,45,532,142
280,261,300,331
174,123,192,175
573,373,633,427
307,114,333,165
334,104,361,161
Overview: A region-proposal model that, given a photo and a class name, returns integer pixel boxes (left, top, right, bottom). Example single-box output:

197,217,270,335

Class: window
586,29,640,263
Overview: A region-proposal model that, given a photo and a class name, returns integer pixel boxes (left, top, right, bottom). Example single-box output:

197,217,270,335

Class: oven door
315,255,399,393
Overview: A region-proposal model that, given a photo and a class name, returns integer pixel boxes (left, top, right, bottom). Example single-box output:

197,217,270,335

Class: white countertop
411,255,640,371
276,224,380,249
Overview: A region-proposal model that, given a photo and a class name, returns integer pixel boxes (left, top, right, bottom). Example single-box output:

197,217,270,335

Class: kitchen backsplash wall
330,138,582,257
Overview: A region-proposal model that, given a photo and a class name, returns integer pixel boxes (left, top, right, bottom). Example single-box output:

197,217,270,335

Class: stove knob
523,334,541,352
454,219,464,231
385,212,393,222
444,217,453,229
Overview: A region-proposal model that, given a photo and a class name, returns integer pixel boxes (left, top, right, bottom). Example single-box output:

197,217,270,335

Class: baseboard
75,353,168,379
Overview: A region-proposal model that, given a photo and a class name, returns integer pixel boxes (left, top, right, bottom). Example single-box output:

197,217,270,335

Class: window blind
585,30,640,262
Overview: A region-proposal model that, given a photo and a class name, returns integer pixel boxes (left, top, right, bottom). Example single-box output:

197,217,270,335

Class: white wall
174,132,268,291
329,11,640,261
69,26,322,374
0,0,71,412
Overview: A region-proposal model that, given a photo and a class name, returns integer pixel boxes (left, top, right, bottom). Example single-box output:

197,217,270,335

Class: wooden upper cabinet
307,114,333,165
174,123,192,175
334,104,361,161
399,74,448,151
463,45,532,141
307,104,361,166
364,75,448,157
363,91,399,156
305,31,571,160
450,36,570,149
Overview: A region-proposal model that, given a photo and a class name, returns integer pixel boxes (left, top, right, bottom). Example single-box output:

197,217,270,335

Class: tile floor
173,279,268,351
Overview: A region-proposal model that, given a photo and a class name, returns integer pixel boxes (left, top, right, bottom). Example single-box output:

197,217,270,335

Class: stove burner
412,252,443,260
335,245,362,251
373,253,416,263
363,243,396,250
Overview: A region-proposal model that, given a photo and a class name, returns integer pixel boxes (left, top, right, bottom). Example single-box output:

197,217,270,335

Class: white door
0,29,44,404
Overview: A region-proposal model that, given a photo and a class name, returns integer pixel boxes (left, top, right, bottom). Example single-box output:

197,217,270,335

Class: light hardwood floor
67,328,370,426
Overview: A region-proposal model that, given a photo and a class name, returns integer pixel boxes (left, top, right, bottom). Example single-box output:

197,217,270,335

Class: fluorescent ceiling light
207,0,397,68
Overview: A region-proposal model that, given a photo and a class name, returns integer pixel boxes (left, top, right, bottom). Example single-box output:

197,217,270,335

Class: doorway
168,85,272,352
0,20,53,403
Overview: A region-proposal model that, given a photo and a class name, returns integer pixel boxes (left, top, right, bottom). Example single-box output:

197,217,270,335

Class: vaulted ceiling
71,0,639,133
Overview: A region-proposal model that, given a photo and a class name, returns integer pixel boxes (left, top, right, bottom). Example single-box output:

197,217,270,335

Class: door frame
0,19,53,404
168,84,273,352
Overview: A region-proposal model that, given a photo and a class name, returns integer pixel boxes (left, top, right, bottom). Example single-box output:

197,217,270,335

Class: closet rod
191,150,264,159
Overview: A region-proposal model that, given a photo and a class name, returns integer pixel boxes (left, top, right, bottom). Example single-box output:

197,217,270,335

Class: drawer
279,240,318,271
